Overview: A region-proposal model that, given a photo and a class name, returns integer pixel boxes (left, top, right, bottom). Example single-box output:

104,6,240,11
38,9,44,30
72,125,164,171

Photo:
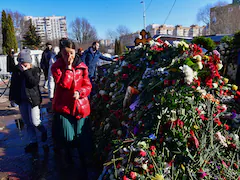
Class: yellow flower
151,174,165,180
203,55,209,61
181,164,185,171
223,78,229,84
232,85,238,91
194,125,200,130
182,41,189,49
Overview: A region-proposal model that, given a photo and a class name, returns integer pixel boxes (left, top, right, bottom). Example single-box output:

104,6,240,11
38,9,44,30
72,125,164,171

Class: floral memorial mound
91,36,240,180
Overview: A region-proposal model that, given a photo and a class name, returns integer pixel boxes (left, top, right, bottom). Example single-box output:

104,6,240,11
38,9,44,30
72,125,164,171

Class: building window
183,29,187,36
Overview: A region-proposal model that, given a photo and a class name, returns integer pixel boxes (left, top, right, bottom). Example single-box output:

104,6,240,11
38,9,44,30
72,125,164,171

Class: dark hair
92,41,99,46
46,42,52,46
59,38,75,50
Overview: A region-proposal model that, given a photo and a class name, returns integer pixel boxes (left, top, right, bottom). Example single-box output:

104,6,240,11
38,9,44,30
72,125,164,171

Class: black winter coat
9,65,42,107
7,55,15,72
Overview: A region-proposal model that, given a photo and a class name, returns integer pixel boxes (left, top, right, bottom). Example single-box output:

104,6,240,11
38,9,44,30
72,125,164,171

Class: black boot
78,151,88,179
65,148,74,165
36,124,47,142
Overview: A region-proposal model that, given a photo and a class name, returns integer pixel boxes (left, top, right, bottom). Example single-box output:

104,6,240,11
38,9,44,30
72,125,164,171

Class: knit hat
18,49,32,64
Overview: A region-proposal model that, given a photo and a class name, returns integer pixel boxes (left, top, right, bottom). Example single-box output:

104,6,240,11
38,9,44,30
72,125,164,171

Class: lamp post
141,0,146,30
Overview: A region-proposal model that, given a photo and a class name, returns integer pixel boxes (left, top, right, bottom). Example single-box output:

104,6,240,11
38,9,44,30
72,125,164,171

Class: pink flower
198,169,207,178
122,74,129,79
200,114,208,121
222,160,228,168
139,150,147,157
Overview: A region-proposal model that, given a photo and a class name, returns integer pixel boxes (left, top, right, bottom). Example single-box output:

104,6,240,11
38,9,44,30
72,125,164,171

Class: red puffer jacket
51,57,92,119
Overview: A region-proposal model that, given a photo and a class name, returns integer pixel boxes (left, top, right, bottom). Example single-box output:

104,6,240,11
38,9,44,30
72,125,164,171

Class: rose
232,85,238,91
217,63,223,70
197,62,203,70
223,78,229,84
193,55,202,62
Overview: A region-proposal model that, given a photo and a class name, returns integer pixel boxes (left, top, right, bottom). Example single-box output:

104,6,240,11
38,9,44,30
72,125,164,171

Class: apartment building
146,24,208,37
23,15,67,43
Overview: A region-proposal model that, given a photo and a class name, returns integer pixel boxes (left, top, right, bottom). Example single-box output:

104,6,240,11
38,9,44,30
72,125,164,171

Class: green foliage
233,30,240,50
6,15,18,53
192,36,216,51
1,10,7,54
22,20,41,49
1,11,18,54
221,36,233,45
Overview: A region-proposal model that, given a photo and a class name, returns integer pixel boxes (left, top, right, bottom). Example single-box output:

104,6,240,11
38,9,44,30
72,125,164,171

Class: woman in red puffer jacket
51,38,92,175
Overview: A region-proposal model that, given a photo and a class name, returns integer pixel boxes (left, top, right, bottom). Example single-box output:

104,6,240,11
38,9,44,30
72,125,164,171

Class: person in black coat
9,49,47,153
40,42,53,89
7,49,15,73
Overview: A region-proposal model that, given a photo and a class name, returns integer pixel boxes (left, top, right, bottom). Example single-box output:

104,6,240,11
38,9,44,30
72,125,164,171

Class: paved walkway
0,78,100,180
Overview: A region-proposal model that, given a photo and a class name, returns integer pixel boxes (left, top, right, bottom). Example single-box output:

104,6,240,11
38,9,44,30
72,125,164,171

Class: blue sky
1,0,232,39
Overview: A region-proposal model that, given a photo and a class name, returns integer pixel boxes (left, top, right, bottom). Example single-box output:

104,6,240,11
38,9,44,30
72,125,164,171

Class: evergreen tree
118,40,123,55
1,10,7,54
114,38,119,55
192,36,216,51
23,20,41,49
5,14,18,53
114,39,123,55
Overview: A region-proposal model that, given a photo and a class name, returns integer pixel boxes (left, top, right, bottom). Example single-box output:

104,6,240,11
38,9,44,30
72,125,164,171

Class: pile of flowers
90,36,240,180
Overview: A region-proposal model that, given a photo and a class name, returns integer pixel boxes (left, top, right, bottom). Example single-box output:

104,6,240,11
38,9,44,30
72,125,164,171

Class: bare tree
106,25,131,41
70,17,98,44
196,1,228,34
116,25,131,37
106,29,118,41
5,10,25,37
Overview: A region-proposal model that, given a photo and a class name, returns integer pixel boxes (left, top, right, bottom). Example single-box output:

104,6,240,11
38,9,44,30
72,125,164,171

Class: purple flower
129,98,140,111
133,126,138,135
231,112,237,119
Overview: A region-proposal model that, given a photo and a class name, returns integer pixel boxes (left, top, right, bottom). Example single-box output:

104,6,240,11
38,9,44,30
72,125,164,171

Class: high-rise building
23,15,67,43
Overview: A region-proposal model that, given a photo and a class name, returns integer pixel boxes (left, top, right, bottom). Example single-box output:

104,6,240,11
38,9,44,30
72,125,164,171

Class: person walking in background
7,49,18,107
48,46,60,101
7,49,16,73
51,38,92,177
9,49,47,153
76,47,84,60
82,41,114,81
40,42,53,89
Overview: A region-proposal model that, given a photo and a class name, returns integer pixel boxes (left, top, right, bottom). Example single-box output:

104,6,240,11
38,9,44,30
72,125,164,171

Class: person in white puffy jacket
48,46,60,100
